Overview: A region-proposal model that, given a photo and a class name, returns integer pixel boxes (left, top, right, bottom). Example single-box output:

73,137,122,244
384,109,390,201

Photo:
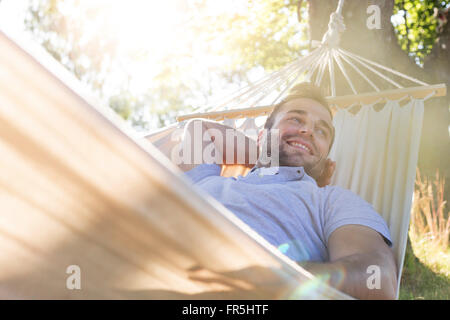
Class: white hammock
329,99,426,297
0,0,446,299
146,0,447,299
146,98,431,298
0,30,349,299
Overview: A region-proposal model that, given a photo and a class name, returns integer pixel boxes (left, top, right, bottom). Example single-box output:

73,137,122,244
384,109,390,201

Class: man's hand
315,159,336,187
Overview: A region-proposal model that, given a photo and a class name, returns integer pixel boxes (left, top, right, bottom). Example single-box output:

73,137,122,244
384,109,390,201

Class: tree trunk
306,0,450,202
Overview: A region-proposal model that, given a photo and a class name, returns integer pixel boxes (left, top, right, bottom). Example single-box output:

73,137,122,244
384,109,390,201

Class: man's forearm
180,119,257,169
300,250,397,299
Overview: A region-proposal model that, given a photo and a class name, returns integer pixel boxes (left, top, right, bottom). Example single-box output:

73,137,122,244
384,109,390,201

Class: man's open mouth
286,140,313,155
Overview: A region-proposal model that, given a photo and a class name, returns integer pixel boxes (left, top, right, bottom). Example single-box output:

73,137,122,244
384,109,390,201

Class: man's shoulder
320,184,372,207
321,184,352,194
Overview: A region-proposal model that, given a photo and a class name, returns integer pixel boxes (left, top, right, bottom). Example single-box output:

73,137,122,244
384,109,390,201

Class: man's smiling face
270,97,334,176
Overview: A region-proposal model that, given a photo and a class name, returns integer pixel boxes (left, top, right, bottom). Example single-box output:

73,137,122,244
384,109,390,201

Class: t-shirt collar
248,165,317,184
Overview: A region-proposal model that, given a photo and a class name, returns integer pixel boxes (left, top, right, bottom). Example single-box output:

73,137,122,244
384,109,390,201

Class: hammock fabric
0,30,349,299
146,98,429,298
330,99,426,296
146,0,447,299
0,0,446,299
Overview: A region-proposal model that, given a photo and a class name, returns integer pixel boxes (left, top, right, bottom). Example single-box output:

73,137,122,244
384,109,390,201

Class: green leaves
22,0,449,131
204,0,309,71
393,0,449,65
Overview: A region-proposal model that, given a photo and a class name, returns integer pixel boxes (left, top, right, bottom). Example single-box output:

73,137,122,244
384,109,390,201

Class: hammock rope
165,2,447,299
178,0,444,122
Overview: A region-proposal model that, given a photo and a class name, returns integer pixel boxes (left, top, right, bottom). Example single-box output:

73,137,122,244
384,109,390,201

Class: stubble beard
256,131,327,179
276,140,326,180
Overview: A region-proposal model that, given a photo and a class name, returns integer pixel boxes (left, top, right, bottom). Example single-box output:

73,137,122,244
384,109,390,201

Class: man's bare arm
299,224,397,299
151,119,257,172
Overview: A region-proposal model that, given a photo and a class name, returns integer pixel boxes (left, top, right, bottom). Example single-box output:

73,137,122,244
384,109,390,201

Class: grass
399,169,449,300
399,237,450,300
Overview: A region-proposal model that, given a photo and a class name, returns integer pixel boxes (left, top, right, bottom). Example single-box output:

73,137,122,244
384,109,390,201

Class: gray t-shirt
185,164,392,262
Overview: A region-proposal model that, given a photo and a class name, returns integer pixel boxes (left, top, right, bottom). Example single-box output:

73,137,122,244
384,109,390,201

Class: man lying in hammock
176,82,397,300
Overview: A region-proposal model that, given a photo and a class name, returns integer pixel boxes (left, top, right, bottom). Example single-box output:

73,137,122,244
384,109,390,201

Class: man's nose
297,121,314,136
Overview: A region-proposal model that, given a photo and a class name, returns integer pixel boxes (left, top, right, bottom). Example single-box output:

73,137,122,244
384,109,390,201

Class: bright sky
0,0,257,108
0,0,28,32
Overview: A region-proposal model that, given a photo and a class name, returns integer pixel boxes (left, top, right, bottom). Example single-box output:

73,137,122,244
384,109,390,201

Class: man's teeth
288,142,310,153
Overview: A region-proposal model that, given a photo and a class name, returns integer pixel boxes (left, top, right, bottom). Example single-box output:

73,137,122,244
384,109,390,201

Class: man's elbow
365,252,398,300
374,277,397,300
356,270,396,300
380,269,397,300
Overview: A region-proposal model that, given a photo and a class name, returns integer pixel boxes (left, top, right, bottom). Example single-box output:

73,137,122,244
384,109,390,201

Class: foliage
23,0,200,130
400,169,449,300
21,0,449,131
393,0,450,65
194,0,309,72
24,0,118,95
411,169,449,251
21,0,309,130
400,239,450,299
14,0,450,299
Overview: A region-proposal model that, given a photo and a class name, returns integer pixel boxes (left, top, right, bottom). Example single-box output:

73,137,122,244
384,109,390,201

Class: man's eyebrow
286,109,307,116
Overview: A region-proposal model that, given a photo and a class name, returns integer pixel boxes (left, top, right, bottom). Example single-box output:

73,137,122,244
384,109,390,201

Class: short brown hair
264,82,332,130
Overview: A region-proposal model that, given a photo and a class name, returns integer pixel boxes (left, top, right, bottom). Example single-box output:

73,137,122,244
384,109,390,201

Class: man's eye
316,128,326,136
288,117,301,123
